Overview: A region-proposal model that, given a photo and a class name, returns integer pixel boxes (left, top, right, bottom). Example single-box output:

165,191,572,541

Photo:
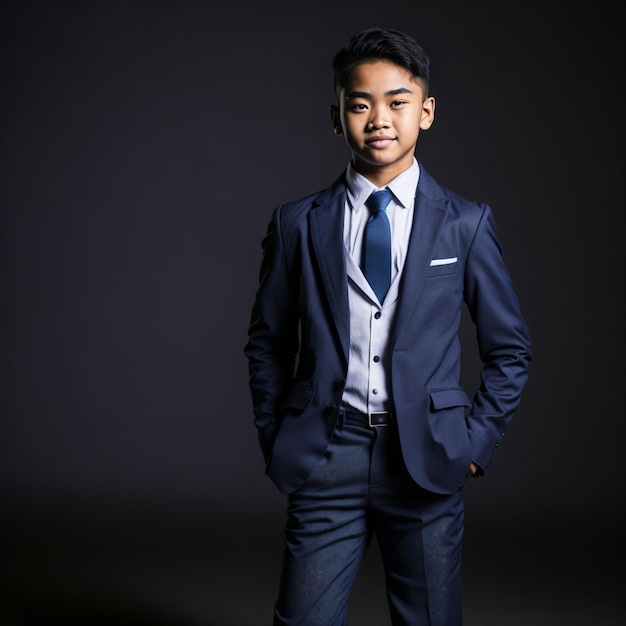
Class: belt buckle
369,411,389,427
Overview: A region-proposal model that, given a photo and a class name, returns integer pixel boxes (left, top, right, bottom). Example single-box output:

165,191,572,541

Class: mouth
365,135,396,149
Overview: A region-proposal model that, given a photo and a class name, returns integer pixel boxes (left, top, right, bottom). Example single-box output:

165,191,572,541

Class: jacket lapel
392,174,448,347
307,167,448,359
309,176,351,362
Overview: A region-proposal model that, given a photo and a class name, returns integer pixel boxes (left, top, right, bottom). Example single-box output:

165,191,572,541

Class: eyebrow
346,87,414,100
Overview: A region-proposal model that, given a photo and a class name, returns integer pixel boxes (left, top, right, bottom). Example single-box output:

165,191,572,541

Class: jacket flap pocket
429,388,471,410
282,385,315,410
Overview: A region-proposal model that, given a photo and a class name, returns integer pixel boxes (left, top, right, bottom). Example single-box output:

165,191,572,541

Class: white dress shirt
341,158,420,415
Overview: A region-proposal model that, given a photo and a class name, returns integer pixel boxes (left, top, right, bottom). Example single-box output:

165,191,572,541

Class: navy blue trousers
273,411,464,626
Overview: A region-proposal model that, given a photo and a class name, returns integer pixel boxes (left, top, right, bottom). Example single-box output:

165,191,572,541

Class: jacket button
336,378,346,389
327,403,338,414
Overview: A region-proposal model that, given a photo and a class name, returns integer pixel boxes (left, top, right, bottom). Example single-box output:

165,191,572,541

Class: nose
368,104,391,130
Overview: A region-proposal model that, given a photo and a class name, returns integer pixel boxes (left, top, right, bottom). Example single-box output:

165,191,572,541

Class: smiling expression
330,60,435,186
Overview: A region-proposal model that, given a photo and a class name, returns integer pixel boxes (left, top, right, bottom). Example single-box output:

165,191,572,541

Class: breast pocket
426,257,458,277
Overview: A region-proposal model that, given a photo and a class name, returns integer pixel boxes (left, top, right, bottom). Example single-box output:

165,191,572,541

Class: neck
352,159,413,188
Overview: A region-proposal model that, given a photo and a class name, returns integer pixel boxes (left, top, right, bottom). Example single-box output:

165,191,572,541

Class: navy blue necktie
362,188,393,303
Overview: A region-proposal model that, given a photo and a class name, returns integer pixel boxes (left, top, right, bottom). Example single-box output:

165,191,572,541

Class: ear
419,96,435,131
329,106,343,136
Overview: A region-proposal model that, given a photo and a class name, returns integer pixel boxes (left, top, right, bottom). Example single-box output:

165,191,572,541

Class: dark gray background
1,1,624,623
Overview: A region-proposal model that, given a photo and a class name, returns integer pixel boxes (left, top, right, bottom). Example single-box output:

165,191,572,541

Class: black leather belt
340,408,394,427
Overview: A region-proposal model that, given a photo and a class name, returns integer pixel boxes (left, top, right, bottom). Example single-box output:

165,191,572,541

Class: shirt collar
346,158,420,212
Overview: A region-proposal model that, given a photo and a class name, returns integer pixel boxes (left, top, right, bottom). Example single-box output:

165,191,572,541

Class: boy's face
330,60,435,185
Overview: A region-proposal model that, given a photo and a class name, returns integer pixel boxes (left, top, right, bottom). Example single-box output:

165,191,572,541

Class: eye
390,100,407,108
349,103,368,112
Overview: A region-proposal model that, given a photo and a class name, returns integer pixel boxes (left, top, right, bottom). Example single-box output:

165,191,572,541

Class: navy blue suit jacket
245,164,532,495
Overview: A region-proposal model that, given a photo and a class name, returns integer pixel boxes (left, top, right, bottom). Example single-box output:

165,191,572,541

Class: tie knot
366,188,394,214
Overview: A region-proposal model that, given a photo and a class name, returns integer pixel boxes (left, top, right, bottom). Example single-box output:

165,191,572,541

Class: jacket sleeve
244,205,300,462
463,204,532,472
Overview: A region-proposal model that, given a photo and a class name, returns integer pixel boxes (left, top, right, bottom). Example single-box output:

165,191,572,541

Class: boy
245,27,531,625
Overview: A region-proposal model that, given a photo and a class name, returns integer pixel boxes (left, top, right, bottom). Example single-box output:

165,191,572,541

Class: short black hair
332,27,430,98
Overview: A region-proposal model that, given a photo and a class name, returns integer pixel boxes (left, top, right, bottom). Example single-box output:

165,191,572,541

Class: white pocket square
430,257,458,266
